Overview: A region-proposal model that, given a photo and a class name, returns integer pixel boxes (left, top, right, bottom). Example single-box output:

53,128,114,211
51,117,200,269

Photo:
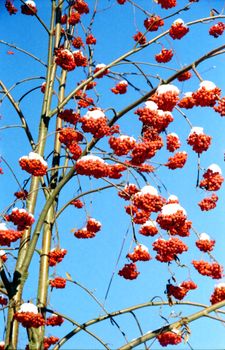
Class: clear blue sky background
1,0,225,349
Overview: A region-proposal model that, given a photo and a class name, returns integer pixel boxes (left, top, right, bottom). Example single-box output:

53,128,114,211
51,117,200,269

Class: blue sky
1,0,225,349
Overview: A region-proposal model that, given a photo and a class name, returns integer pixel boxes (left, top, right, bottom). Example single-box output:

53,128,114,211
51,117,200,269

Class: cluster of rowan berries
153,237,188,263
198,194,218,211
192,260,223,279
48,249,67,267
49,277,67,289
157,330,182,346
167,280,197,300
19,152,48,176
6,208,34,230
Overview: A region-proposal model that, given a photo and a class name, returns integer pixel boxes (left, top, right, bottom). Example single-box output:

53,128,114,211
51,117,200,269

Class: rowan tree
1,0,225,349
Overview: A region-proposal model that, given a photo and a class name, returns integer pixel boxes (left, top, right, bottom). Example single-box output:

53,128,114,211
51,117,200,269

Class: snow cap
19,302,38,314
161,203,187,216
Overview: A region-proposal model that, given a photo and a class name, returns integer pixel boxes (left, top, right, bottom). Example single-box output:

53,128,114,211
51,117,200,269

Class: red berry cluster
192,86,221,107
144,15,164,32
199,169,224,191
46,314,64,326
21,1,37,15
71,199,84,208
86,34,97,45
0,295,8,306
209,22,225,38
214,97,225,116
178,94,196,109
167,280,197,300
72,36,84,49
133,192,165,213
74,218,101,239
14,190,28,200
79,115,111,139
73,50,88,67
169,21,189,40
118,263,140,280
6,208,34,230
198,194,218,211
49,277,67,289
195,239,215,252
133,32,146,45
72,0,89,14
166,134,181,152
127,245,151,262
157,0,177,9
109,135,135,156
19,158,47,176
55,48,76,71
136,107,174,132
151,92,179,112
5,0,18,15
68,12,80,25
165,151,187,169
43,336,59,350
0,228,23,246
118,184,139,201
14,312,45,328
155,49,173,63
187,132,211,154
125,205,150,224
157,331,182,346
58,109,80,125
192,260,223,279
111,81,128,95
139,221,158,237
93,65,110,78
152,237,188,262
75,156,108,178
177,71,192,82
48,249,67,267
210,284,225,304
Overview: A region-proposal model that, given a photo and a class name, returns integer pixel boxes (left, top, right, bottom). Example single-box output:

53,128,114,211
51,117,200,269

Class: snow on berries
75,155,108,178
21,1,37,15
209,22,225,38
150,84,180,112
55,48,76,71
199,164,224,191
14,303,45,328
48,248,67,267
94,64,110,78
108,135,136,156
79,109,111,138
169,19,189,40
74,218,101,239
139,220,158,237
19,152,48,176
118,183,139,201
192,81,221,107
111,80,128,94
178,92,196,109
187,127,211,154
133,185,165,213
195,233,215,252
127,244,151,262
6,208,34,230
157,203,191,237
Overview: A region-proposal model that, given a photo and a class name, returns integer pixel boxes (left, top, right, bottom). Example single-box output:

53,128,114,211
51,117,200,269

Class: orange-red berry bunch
111,80,128,94
118,184,139,201
198,194,218,211
74,218,101,239
109,135,136,156
139,220,158,237
165,152,187,170
192,81,221,107
169,19,189,39
167,280,197,300
48,249,67,267
210,284,225,304
144,15,164,32
118,263,140,280
55,48,76,71
166,133,181,152
209,22,225,38
49,277,67,289
192,260,223,279
58,109,80,125
157,0,177,9
157,331,182,346
21,1,37,16
199,166,224,191
46,314,64,326
155,49,173,63
43,336,59,350
214,97,225,116
14,312,45,328
152,237,188,262
5,0,18,15
187,127,211,154
127,245,151,262
79,109,111,139
6,208,34,230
